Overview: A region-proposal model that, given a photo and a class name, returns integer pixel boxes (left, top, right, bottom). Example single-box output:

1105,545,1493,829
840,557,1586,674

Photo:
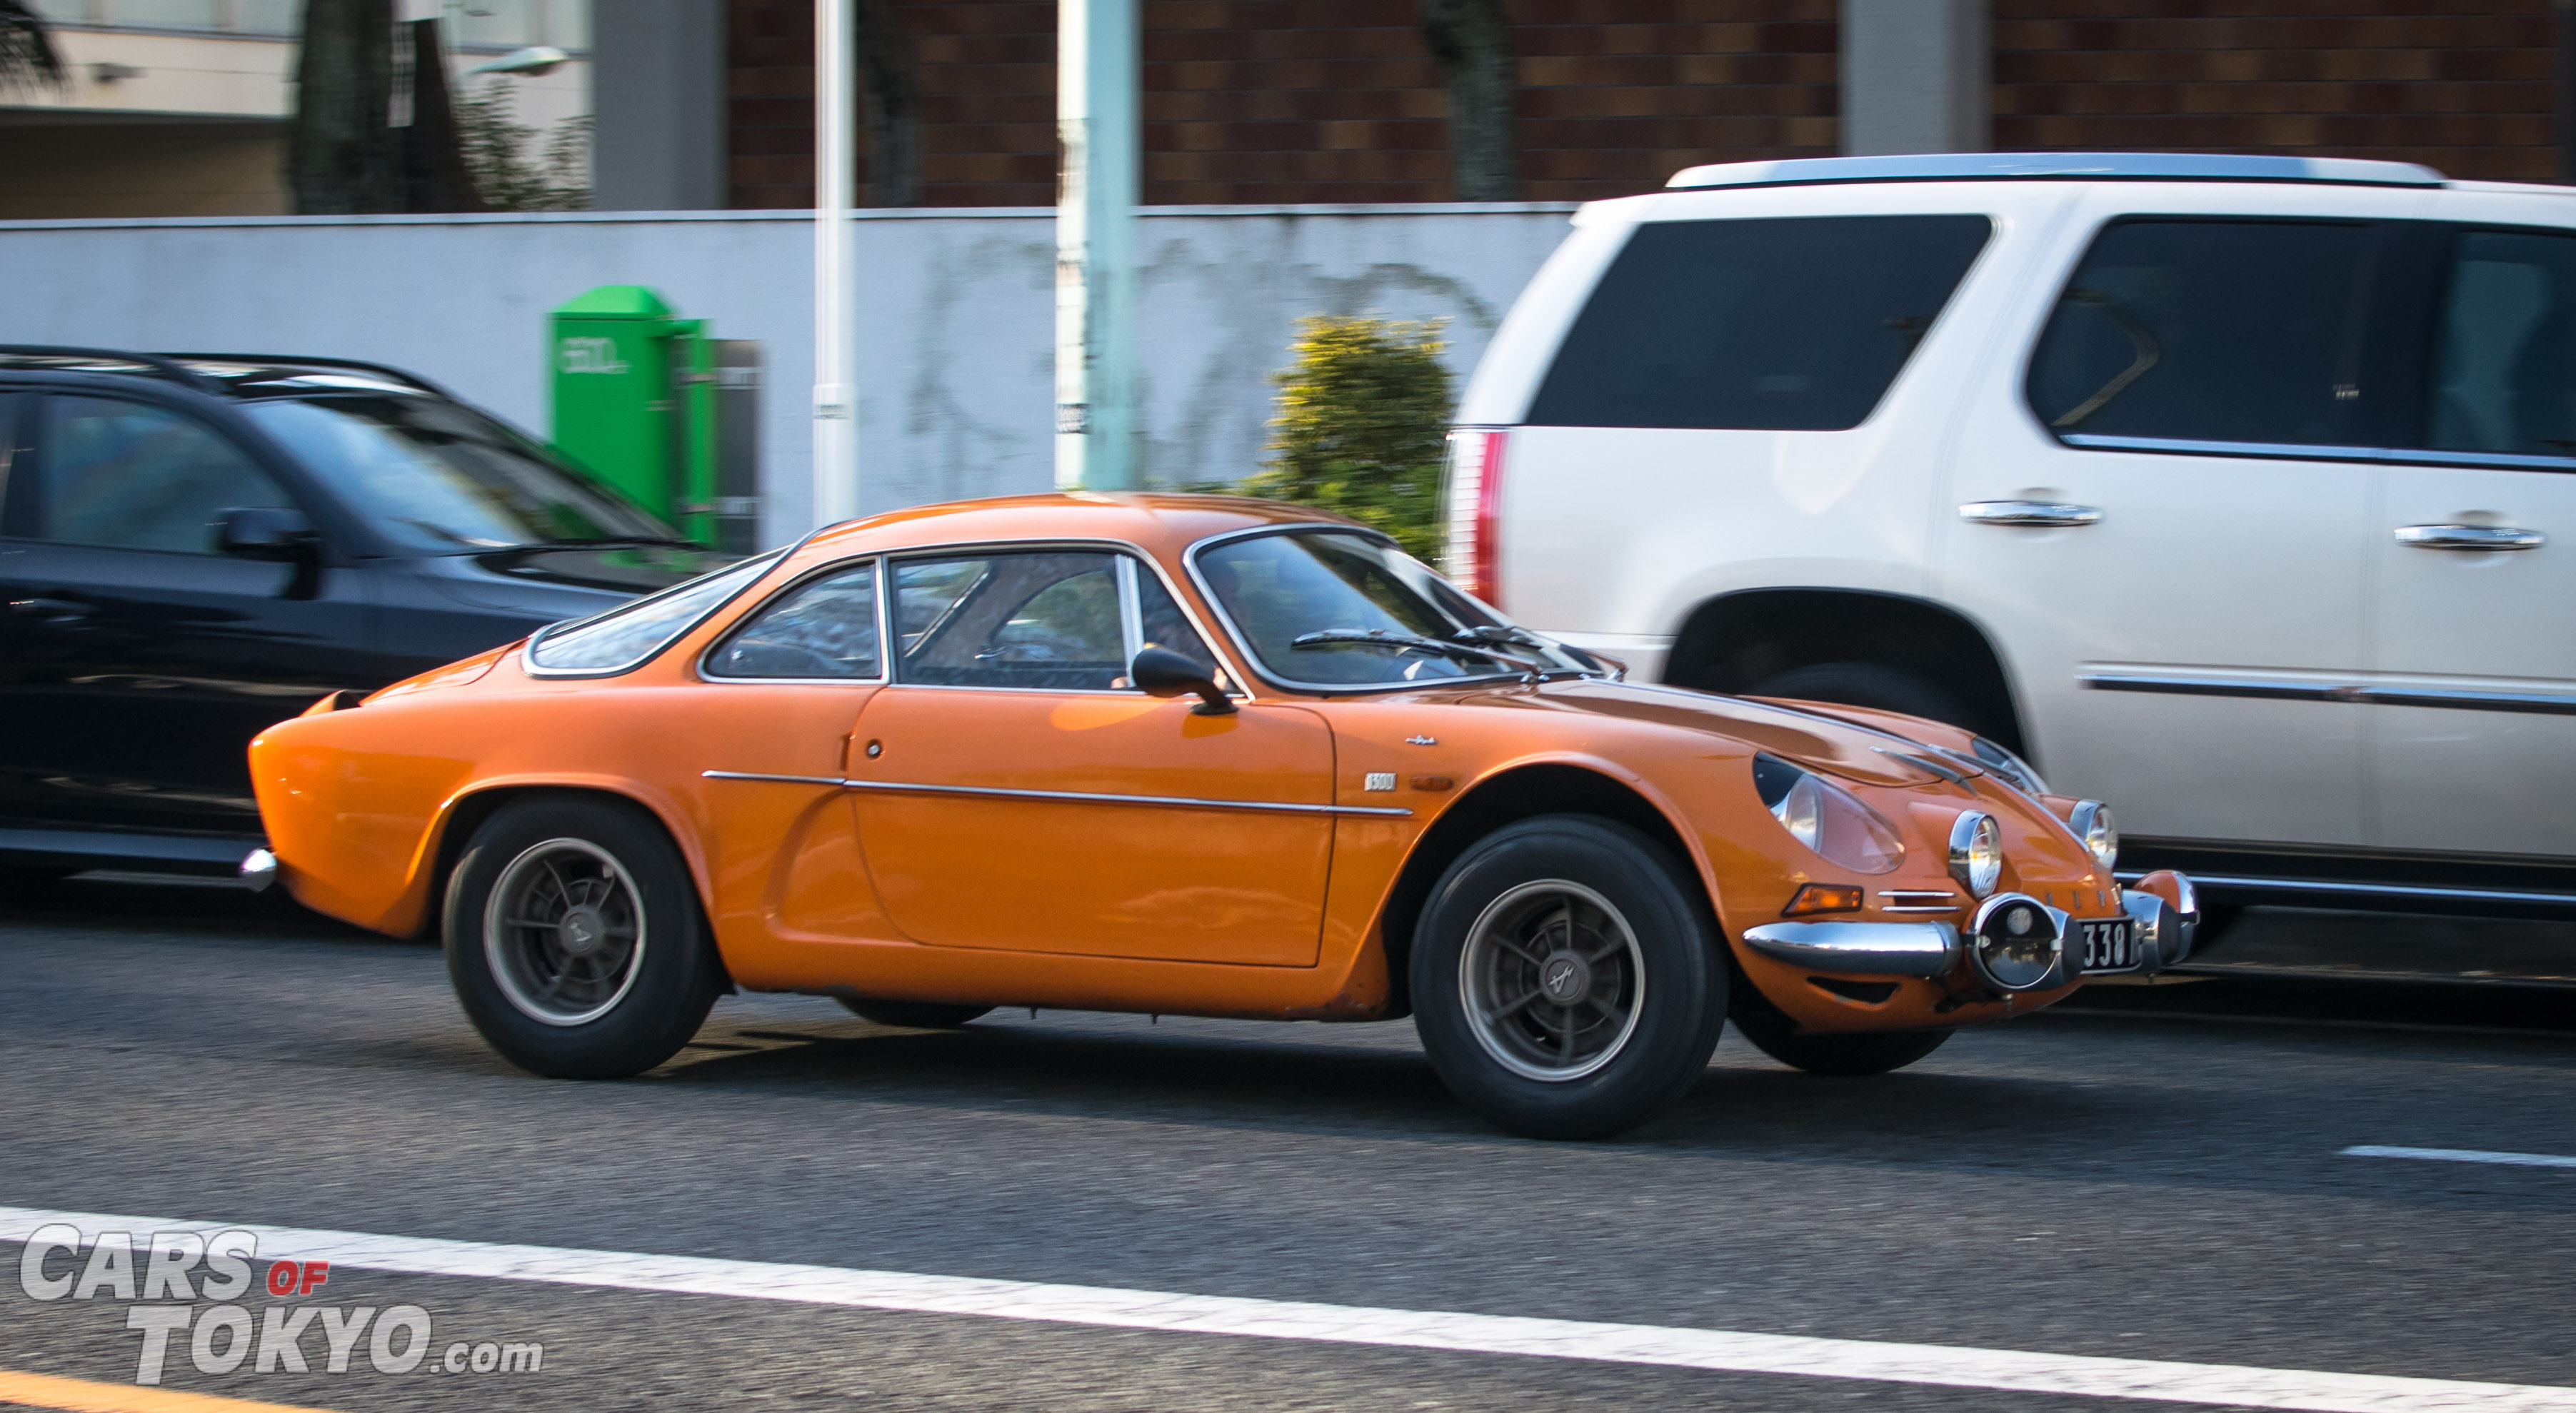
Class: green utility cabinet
549,286,762,553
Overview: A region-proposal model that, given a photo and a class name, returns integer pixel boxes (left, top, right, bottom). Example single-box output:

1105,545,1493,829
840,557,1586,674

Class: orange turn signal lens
1783,883,1865,917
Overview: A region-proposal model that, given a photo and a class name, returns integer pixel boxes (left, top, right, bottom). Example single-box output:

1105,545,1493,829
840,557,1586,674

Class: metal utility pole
1054,0,1139,490
813,0,859,527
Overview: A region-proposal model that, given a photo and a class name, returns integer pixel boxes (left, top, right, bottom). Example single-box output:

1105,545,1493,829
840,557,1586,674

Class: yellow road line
0,1369,343,1413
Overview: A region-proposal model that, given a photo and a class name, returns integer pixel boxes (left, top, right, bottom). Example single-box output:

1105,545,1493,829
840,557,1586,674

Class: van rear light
1443,428,1507,606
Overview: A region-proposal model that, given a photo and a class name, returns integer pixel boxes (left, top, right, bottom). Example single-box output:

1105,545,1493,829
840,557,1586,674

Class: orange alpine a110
249,494,2198,1139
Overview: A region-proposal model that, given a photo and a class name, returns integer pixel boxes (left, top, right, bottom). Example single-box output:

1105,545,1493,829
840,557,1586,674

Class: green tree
1242,316,1454,560
455,79,590,212
0,0,65,96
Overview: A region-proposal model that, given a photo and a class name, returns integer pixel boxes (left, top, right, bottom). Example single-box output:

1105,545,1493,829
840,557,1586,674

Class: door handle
8,597,93,624
2395,523,2545,552
1959,501,2103,528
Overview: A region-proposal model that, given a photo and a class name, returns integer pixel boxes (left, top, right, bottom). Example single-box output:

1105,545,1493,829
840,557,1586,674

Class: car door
0,390,366,835
1940,191,2422,850
2370,209,2576,859
849,546,1337,967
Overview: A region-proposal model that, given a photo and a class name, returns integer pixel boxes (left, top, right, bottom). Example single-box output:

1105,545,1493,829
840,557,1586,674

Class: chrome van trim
2078,668,2576,716
703,770,1411,818
2115,870,2576,909
2062,431,2576,476
1740,920,1958,978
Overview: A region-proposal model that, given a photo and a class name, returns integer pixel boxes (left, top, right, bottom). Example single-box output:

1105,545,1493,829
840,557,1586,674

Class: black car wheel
444,795,722,1079
836,998,993,1028
1410,816,1725,1140
1731,1004,1953,1076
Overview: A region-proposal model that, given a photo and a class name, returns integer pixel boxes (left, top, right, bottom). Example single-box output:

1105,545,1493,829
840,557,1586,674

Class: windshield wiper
1290,628,1549,678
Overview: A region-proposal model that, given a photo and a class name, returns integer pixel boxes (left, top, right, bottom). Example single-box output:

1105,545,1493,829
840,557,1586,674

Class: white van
1449,152,2575,927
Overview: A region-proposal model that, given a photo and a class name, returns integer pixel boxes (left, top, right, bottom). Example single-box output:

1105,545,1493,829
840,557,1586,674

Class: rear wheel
444,795,722,1079
1745,662,1978,735
1411,817,1725,1140
1731,1005,1952,1076
836,998,992,1028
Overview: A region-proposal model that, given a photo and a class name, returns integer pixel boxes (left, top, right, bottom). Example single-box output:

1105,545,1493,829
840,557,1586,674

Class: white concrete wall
0,204,1577,546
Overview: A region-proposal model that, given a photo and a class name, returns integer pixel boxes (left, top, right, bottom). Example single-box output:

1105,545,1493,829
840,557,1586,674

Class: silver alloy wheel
1458,879,1646,1082
484,837,648,1027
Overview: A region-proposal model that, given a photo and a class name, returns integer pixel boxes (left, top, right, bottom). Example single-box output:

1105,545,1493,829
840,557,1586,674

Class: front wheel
1410,817,1725,1140
444,795,723,1079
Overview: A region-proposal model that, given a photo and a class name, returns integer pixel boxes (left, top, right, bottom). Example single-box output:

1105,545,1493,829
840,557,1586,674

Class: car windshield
241,393,683,553
1192,529,1599,688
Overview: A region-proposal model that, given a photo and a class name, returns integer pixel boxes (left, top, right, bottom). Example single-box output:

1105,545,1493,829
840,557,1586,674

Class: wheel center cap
558,905,606,957
1538,950,1591,1005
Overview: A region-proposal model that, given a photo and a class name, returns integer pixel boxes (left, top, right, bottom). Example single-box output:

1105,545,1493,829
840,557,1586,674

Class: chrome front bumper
1743,871,2200,985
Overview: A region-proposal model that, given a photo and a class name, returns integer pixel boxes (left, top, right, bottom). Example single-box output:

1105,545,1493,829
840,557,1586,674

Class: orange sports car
249,494,2197,1139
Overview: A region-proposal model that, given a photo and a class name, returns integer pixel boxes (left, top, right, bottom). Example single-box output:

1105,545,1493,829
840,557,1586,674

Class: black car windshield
1193,529,1598,688
241,394,681,552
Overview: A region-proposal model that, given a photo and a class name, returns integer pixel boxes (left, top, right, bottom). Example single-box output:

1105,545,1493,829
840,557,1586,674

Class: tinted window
35,396,293,553
526,553,780,674
2425,229,2576,457
1529,215,1993,431
893,552,1126,691
707,560,881,680
241,395,675,551
1135,568,1225,683
2030,220,2376,446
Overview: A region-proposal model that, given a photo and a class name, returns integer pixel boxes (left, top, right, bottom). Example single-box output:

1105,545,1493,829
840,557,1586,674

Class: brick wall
726,0,1839,208
1994,1,2559,183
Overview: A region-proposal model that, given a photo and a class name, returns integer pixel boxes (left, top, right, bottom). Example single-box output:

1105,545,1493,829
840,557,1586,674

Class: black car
0,347,722,884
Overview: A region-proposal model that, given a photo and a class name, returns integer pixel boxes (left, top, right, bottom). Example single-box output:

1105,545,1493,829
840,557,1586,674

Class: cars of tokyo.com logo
14,1224,542,1386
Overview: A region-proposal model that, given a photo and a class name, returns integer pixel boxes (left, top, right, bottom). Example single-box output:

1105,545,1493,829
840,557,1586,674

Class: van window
2425,229,2576,458
1527,215,1992,431
2030,220,2377,448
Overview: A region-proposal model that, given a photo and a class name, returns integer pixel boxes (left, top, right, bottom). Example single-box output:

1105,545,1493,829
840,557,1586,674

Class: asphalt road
4,876,2575,1412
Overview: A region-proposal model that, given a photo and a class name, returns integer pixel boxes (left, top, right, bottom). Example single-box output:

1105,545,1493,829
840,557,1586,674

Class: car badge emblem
1363,773,1398,792
1405,735,1436,745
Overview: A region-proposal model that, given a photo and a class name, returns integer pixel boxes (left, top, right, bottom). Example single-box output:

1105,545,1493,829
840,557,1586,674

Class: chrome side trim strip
703,770,849,787
2125,872,2576,908
2078,671,2576,716
2062,431,2576,475
702,770,1412,817
1741,920,1958,978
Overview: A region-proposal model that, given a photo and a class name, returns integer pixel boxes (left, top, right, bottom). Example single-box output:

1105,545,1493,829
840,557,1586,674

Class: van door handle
9,597,93,624
2396,523,2545,552
1959,501,2103,528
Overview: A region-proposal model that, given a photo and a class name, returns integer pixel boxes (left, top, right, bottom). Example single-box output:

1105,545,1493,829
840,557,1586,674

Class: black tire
443,794,723,1079
1745,662,1977,735
1731,1004,1952,1076
1410,816,1726,1140
836,998,992,1028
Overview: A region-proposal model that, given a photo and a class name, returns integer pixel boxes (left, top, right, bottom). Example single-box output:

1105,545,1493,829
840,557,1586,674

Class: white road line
2343,1146,2576,1170
4,1206,2573,1412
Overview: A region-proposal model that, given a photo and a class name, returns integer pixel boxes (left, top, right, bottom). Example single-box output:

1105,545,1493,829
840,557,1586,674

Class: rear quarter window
1526,214,1993,431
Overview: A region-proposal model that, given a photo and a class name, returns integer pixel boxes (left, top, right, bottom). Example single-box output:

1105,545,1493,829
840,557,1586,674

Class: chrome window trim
702,769,1412,818
523,549,788,680
2062,431,2576,474
882,537,1248,699
696,555,890,685
1181,522,1555,697
2078,668,2576,716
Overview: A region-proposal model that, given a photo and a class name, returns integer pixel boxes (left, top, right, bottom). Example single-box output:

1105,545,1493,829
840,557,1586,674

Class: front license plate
2077,917,2135,972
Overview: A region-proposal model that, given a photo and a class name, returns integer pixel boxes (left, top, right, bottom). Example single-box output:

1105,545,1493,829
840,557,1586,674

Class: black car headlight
1968,892,2063,991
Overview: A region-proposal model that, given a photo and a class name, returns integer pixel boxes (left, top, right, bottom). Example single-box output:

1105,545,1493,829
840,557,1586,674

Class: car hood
1470,679,1972,789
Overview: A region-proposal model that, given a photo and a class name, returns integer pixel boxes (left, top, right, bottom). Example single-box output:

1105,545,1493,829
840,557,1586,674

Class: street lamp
813,0,857,528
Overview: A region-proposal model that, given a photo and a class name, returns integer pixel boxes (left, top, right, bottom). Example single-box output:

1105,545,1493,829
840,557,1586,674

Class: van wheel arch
1663,588,2029,756
1375,765,1715,1019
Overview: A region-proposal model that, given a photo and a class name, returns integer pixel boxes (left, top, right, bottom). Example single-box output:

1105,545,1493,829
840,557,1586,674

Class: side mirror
1131,645,1236,715
216,506,318,561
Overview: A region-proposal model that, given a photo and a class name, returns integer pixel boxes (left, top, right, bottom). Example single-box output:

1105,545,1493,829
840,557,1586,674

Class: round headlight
1748,755,1904,874
1968,892,2063,991
1947,811,2002,898
2068,800,2118,873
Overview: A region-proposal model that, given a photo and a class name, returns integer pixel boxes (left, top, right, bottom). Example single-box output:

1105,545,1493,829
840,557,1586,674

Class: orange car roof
793,493,1370,563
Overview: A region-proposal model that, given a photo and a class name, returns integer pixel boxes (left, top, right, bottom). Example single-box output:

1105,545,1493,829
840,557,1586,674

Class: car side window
894,551,1127,690
2028,219,2378,448
1527,214,1993,431
706,559,882,680
36,395,294,553
1134,565,1227,684
2424,229,2576,458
